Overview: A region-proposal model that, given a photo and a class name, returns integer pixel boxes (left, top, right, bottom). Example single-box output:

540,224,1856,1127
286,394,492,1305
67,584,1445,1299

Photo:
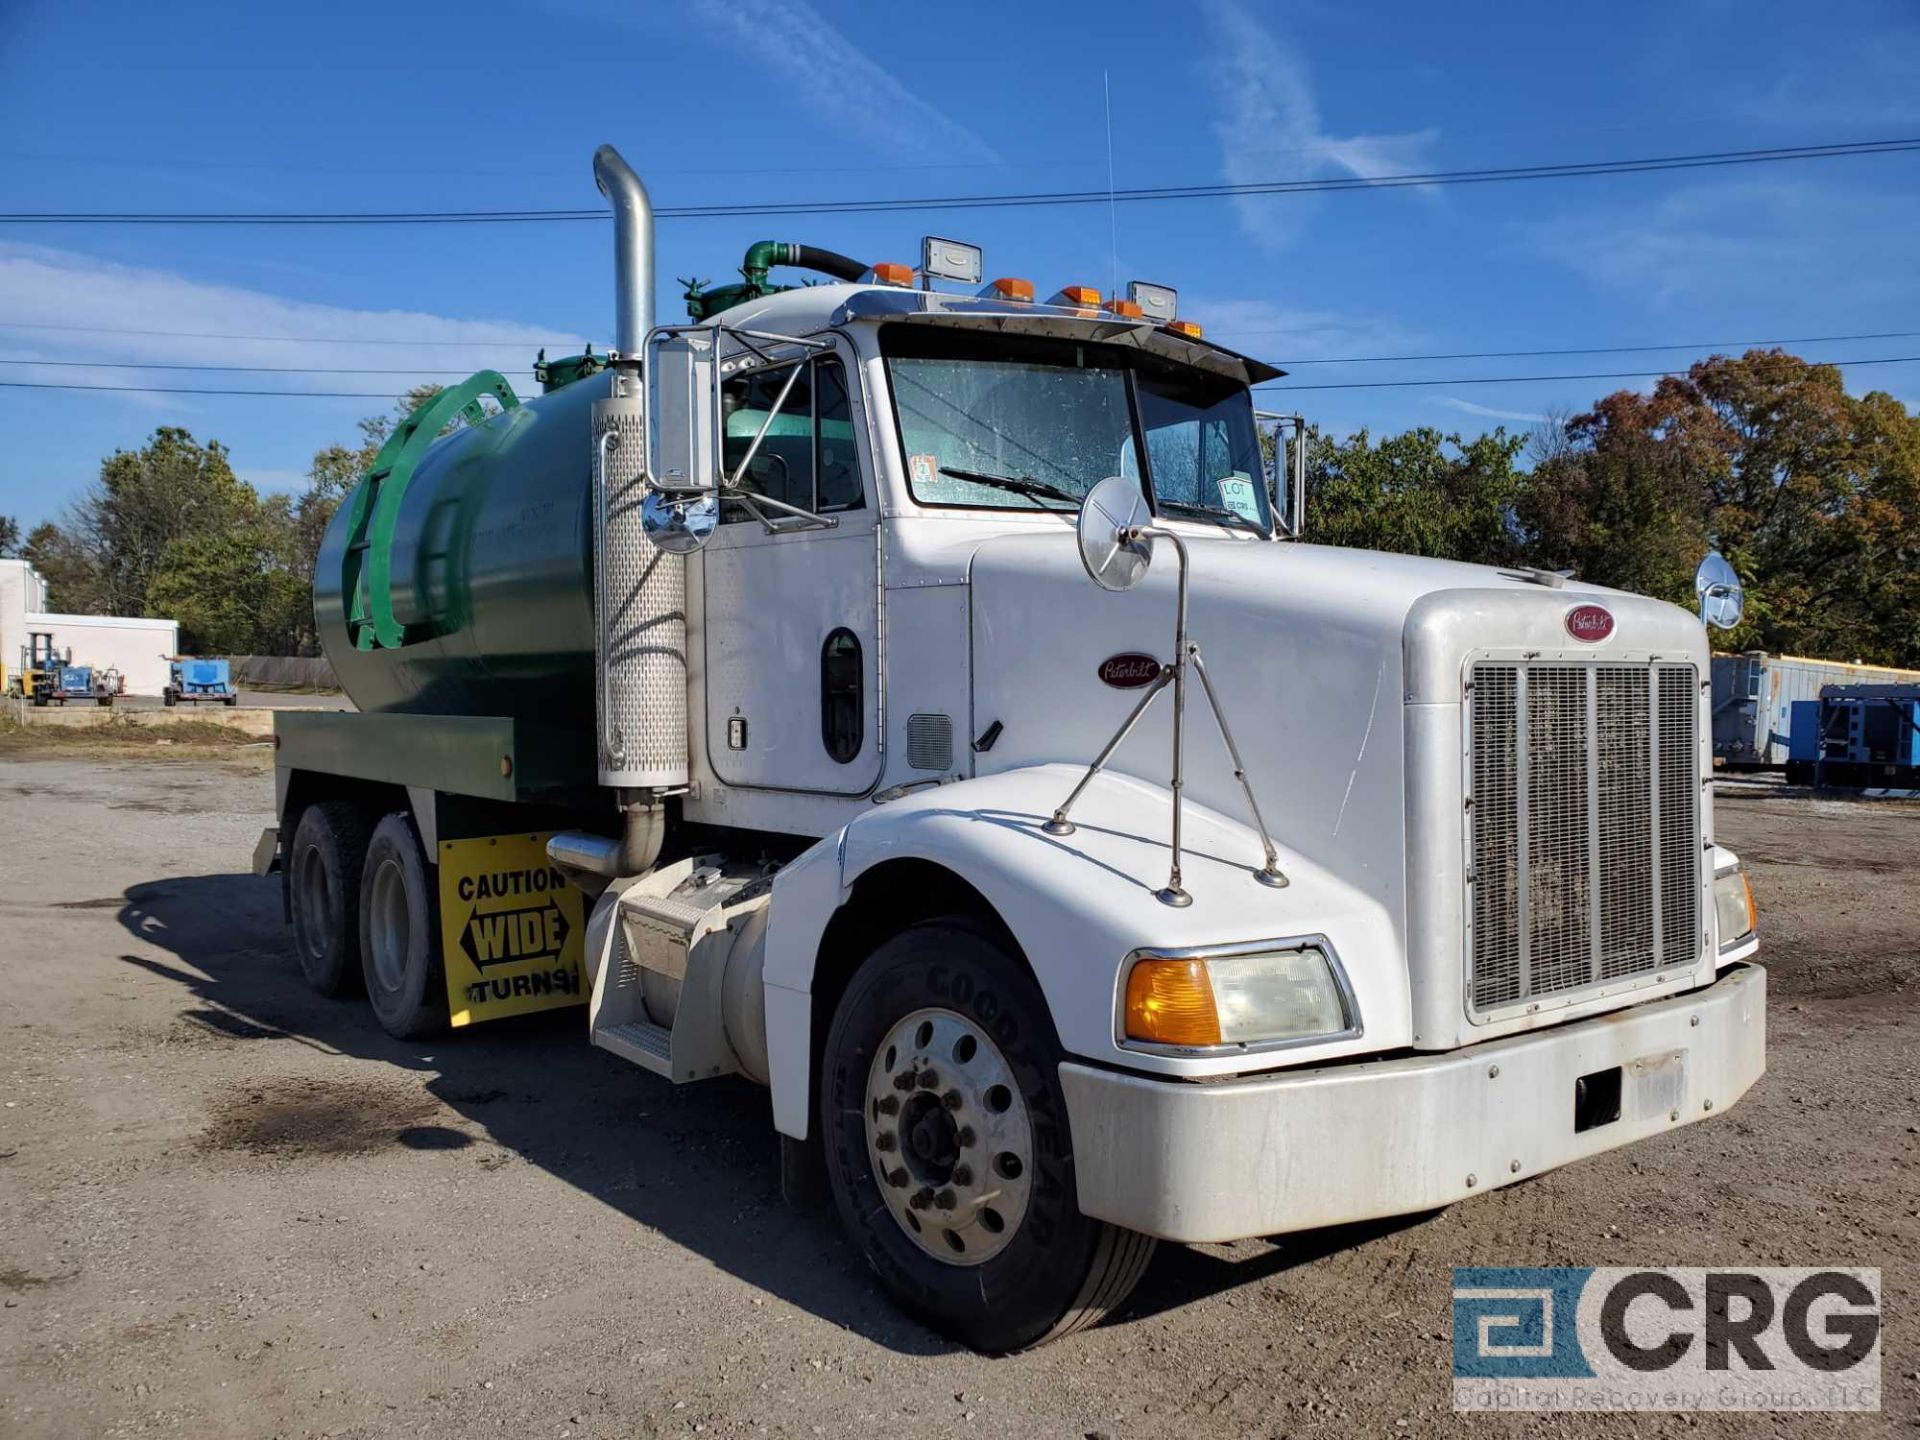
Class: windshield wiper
939,466,1079,508
1156,498,1269,535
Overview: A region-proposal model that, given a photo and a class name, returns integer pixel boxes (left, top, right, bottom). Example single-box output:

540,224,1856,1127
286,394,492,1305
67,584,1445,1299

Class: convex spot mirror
641,491,719,554
1696,551,1744,630
1077,474,1154,593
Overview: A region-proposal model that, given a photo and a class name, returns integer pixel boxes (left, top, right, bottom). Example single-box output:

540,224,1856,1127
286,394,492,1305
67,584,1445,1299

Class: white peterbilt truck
260,144,1765,1353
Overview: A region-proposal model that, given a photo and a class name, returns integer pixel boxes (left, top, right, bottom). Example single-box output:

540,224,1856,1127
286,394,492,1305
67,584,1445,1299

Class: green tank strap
341,371,520,651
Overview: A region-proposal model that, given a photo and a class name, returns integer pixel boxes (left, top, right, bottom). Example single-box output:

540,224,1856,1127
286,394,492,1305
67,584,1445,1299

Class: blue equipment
51,663,111,707
1784,683,1920,789
164,657,238,707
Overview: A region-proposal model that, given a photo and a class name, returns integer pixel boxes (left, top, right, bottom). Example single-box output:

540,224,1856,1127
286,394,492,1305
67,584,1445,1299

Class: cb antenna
1103,70,1119,299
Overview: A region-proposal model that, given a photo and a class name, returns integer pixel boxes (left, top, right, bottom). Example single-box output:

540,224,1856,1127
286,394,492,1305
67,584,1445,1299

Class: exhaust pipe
593,144,654,356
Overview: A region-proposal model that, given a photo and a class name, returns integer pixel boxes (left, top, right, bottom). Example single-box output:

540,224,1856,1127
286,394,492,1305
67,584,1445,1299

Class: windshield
882,327,1272,532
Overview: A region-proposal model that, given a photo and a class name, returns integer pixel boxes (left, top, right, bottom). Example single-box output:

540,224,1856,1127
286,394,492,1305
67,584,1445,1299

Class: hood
965,530,1712,1044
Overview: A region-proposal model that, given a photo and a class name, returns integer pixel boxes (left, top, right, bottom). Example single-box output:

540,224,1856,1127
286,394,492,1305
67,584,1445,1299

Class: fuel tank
313,371,605,725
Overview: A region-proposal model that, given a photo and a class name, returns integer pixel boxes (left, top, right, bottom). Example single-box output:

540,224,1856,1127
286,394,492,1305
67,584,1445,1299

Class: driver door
697,346,882,795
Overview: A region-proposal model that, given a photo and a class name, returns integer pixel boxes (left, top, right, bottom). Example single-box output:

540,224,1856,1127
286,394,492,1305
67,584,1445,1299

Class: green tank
314,370,606,726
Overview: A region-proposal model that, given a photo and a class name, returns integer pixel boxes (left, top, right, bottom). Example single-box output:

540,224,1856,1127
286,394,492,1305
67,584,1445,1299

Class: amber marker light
981,276,1035,302
1165,319,1204,338
1125,957,1223,1047
1050,285,1102,309
1104,298,1145,318
869,262,913,287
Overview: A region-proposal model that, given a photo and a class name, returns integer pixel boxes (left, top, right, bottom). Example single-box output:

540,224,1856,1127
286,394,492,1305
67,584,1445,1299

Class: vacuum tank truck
259,144,1766,1353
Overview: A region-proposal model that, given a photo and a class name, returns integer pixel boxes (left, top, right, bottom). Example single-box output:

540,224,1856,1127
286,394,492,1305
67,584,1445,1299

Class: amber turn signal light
1124,957,1223,1047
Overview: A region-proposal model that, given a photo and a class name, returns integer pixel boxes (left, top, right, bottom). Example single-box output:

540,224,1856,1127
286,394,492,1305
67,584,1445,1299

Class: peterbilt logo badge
1098,653,1163,688
1565,604,1615,642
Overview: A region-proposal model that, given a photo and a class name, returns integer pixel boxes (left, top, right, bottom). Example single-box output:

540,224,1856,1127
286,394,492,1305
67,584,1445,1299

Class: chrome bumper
1059,963,1765,1244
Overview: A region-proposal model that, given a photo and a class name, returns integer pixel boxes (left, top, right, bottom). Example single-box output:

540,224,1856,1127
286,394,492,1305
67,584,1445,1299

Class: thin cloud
0,242,586,403
1433,396,1550,425
1199,0,1436,249
1183,296,1430,366
685,0,998,164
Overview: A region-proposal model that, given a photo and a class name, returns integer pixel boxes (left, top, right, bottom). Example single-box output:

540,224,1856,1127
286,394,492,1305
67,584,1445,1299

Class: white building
1,557,179,696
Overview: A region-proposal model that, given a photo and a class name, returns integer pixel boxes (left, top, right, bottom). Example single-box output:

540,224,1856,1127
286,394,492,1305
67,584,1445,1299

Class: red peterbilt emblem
1565,604,1615,642
1097,653,1163,688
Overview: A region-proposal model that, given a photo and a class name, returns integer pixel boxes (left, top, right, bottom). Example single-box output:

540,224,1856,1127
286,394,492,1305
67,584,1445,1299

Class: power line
1239,330,1920,363
1253,355,1920,393
2,138,1914,225
0,357,536,376
0,318,570,347
9,353,1920,400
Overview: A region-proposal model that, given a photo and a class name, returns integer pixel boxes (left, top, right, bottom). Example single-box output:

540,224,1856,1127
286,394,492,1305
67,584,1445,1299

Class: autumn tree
1306,426,1529,567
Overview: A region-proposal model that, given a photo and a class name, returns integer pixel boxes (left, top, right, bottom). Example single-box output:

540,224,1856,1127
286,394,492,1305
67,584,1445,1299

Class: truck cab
264,145,1764,1355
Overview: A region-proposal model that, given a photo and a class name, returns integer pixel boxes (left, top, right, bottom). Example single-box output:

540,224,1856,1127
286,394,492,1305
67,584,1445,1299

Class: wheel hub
864,1007,1033,1266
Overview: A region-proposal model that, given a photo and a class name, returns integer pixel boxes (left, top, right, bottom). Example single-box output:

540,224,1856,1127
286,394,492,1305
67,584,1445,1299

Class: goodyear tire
359,811,446,1039
288,802,369,997
820,919,1156,1352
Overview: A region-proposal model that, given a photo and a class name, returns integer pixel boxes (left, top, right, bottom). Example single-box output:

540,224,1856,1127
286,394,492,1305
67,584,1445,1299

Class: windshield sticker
1217,471,1261,522
908,453,939,488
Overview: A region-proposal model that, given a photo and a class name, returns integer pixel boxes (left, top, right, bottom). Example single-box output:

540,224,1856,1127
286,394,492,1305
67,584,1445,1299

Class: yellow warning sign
438,833,586,1027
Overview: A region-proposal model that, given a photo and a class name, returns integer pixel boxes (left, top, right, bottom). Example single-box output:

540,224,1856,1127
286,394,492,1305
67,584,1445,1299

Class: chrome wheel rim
367,857,410,994
293,842,332,962
864,1007,1033,1266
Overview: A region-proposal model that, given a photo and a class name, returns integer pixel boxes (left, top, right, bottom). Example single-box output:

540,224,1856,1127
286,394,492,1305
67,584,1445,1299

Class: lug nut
942,1089,963,1111
909,1188,933,1211
893,1071,916,1092
957,1126,976,1148
887,1168,908,1188
917,1069,941,1090
875,1132,896,1152
934,1189,957,1211
875,1094,900,1116
951,1165,972,1186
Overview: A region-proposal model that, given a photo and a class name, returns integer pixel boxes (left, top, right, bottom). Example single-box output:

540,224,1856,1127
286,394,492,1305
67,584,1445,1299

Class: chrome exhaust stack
592,145,654,357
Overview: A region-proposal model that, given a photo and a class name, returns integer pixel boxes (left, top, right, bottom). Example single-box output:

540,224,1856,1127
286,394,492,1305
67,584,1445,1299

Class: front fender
762,763,1406,1139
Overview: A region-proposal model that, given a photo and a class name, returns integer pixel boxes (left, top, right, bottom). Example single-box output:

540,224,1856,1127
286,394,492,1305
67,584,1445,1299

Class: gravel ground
0,752,1914,1438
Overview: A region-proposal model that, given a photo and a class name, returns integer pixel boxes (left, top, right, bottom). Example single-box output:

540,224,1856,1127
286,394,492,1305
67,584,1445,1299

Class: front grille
1468,661,1701,1012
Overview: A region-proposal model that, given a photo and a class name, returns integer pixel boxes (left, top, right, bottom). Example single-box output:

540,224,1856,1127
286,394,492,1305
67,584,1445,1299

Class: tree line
5,349,1917,666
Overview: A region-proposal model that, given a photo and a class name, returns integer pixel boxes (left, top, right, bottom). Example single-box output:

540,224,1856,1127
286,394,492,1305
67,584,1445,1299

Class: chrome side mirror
1695,551,1744,630
1076,474,1154,592
641,491,719,554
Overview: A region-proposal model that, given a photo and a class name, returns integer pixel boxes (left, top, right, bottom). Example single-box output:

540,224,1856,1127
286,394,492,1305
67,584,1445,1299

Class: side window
718,356,865,522
820,627,862,762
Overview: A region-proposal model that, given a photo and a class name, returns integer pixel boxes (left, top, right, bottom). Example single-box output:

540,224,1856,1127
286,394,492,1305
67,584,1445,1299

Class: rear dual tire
819,920,1155,1353
288,804,445,1040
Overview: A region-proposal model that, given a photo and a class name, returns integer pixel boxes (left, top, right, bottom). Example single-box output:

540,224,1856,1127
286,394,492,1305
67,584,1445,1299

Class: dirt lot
0,750,1914,1438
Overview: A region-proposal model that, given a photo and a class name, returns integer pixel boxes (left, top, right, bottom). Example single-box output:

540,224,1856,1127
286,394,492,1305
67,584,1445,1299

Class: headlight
1714,865,1757,949
1123,943,1355,1050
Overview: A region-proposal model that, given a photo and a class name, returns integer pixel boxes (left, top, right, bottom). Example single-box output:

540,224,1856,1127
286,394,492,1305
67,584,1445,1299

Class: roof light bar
922,236,983,285
1128,281,1179,322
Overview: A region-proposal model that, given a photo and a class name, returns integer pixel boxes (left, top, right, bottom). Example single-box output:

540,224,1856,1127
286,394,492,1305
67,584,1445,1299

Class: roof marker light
1128,281,1179,322
922,236,983,285
1050,285,1101,309
1165,318,1204,338
980,276,1035,303
1104,298,1145,319
868,262,914,287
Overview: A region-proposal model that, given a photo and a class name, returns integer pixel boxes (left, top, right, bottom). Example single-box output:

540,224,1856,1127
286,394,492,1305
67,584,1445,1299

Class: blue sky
2,0,1917,531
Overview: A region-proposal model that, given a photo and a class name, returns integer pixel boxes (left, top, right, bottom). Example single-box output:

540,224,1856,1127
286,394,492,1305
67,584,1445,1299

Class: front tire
359,811,446,1040
819,919,1155,1352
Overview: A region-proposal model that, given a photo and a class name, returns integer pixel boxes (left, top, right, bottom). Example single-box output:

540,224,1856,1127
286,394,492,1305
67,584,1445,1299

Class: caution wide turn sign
437,833,587,1027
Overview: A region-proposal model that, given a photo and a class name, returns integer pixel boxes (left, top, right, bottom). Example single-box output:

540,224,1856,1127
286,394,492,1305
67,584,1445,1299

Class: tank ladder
340,371,520,651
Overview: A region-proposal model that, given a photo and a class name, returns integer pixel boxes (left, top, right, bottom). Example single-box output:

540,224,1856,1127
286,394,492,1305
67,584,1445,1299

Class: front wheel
819,920,1155,1352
